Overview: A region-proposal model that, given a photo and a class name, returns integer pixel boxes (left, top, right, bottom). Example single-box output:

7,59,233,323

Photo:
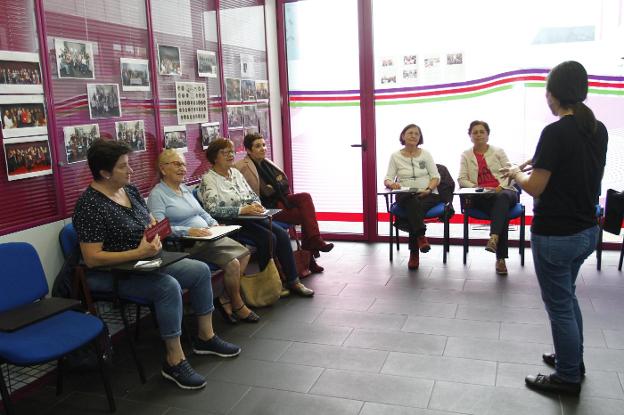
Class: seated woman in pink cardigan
235,133,332,273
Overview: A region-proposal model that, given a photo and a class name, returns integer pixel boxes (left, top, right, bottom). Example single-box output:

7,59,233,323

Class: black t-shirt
73,184,150,251
531,115,608,236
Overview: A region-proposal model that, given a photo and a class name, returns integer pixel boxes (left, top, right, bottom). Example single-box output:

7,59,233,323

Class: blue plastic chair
388,201,453,263
0,242,115,414
460,188,525,266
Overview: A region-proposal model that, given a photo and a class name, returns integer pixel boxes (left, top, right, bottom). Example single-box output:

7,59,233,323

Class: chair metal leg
389,212,394,262
93,336,116,412
56,357,64,396
520,208,526,266
443,206,450,264
119,303,146,383
596,225,603,271
0,364,15,415
619,237,624,271
463,213,469,264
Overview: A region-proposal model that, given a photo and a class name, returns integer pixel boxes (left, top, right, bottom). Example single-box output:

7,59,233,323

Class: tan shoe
486,235,498,253
495,259,508,276
408,250,419,270
289,282,314,297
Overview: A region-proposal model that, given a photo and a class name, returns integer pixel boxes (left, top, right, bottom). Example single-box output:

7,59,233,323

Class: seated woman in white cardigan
458,120,518,276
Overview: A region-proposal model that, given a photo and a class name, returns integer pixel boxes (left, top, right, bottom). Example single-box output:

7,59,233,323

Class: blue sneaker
161,359,206,390
193,335,241,357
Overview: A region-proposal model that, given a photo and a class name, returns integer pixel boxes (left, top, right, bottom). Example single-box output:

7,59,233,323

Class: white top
457,145,515,190
198,168,260,218
384,149,440,191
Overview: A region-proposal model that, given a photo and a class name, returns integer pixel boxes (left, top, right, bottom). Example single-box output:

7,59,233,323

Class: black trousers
396,193,441,251
468,189,517,259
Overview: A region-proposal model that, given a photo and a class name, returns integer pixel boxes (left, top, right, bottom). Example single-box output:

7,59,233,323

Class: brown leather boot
417,236,431,253
408,250,419,270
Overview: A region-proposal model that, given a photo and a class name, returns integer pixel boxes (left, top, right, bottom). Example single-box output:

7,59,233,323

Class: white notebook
182,225,241,240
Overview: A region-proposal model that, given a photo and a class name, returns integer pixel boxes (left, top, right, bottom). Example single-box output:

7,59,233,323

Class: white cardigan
457,145,515,190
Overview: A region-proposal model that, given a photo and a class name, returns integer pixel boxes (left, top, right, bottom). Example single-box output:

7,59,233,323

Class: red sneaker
408,250,419,270
417,236,431,253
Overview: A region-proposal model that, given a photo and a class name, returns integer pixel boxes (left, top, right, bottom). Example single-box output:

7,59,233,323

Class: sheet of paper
182,225,241,240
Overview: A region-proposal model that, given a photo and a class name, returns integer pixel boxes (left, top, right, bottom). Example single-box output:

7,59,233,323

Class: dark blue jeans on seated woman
467,189,517,259
531,225,598,383
236,218,299,286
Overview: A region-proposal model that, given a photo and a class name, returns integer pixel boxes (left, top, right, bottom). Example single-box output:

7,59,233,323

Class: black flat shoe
542,353,586,378
233,305,260,323
525,373,581,396
213,298,237,324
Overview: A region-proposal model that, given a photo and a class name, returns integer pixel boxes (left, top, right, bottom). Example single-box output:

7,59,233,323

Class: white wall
0,220,68,288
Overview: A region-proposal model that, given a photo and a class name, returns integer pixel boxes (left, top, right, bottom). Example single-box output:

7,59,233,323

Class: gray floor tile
368,299,458,318
381,352,497,385
125,379,248,414
584,347,624,372
444,337,549,364
344,328,446,355
227,335,292,361
208,357,323,393
418,290,503,307
561,396,624,415
402,316,500,339
501,292,545,308
604,329,624,349
457,304,548,324
360,402,457,415
278,342,388,373
47,391,170,415
339,283,424,301
295,293,376,311
386,276,466,291
300,279,348,296
496,362,624,399
253,320,352,345
500,322,607,347
428,381,561,415
310,369,433,408
229,387,363,415
313,309,407,330
255,301,324,324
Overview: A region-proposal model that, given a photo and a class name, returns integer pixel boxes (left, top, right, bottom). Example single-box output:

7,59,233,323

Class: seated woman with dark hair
198,138,314,297
147,149,258,324
235,133,332,272
73,139,241,391
384,123,440,270
458,120,519,276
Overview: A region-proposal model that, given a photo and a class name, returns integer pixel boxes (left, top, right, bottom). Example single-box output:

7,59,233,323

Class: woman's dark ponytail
572,102,597,138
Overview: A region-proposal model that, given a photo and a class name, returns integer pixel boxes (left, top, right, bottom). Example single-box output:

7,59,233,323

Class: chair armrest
0,297,81,332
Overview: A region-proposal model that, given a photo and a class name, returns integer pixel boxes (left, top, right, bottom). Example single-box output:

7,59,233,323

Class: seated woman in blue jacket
147,149,258,324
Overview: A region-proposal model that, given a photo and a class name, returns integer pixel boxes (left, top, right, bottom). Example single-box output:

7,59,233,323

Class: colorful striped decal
289,69,624,107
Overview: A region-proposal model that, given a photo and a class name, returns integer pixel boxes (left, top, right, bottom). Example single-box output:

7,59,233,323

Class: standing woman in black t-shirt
502,61,608,396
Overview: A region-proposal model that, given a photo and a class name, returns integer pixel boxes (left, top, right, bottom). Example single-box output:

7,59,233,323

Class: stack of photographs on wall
0,50,52,181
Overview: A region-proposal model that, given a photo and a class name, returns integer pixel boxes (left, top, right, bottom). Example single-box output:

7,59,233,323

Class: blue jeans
87,258,214,340
531,226,598,383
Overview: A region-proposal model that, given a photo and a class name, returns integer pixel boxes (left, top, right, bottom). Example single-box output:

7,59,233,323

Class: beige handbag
239,216,283,307
240,258,282,307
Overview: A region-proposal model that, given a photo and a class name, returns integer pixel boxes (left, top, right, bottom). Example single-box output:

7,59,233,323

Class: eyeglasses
163,161,186,168
219,150,235,156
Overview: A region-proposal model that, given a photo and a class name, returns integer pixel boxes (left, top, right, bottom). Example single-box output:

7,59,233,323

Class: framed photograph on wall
200,122,220,149
0,95,47,139
158,45,181,76
243,105,258,128
241,79,256,102
255,80,269,101
175,82,208,125
240,54,254,79
0,50,43,94
226,105,243,129
120,58,150,92
197,50,217,78
4,135,52,181
115,120,146,152
54,38,95,79
87,83,121,119
63,123,100,164
225,78,241,102
163,125,187,152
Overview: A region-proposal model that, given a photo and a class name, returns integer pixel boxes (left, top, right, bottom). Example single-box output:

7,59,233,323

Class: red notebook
144,218,172,242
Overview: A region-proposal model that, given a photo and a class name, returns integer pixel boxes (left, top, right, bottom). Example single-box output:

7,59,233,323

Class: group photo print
63,123,100,164
163,125,187,151
115,120,146,152
3,135,52,181
158,45,182,76
87,83,121,119
0,95,48,138
54,38,95,79
0,50,43,94
120,58,150,92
